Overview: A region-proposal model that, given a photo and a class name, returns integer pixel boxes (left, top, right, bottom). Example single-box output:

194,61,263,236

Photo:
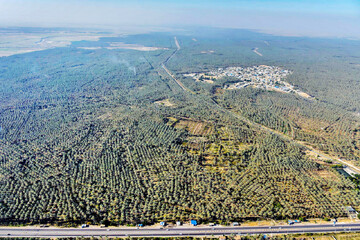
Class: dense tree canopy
1,28,360,226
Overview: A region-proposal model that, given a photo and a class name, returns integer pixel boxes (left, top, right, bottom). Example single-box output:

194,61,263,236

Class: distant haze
0,0,360,39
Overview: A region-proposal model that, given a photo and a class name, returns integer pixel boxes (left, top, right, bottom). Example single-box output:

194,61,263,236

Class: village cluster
184,65,312,98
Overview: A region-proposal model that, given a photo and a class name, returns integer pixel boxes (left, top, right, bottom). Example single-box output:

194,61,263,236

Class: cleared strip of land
161,37,193,93
252,47,263,56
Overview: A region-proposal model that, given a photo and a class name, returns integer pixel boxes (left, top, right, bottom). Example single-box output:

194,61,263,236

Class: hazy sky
0,0,359,38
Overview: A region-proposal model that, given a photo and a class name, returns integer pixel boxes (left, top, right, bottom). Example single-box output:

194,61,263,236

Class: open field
0,28,116,57
106,42,169,51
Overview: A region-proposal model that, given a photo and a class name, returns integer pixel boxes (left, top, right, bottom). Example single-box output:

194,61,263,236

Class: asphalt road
2,223,360,237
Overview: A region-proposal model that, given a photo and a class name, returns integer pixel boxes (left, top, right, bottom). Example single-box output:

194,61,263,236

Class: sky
0,0,360,38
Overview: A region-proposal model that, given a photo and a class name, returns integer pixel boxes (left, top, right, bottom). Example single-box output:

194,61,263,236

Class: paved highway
2,223,360,237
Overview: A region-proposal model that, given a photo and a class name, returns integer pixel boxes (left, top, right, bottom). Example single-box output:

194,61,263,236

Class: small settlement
184,65,313,99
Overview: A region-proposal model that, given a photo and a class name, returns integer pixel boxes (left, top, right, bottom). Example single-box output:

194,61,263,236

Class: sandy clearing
252,47,263,56
106,42,168,51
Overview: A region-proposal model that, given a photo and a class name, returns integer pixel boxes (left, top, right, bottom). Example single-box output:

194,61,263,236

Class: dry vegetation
155,99,175,107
